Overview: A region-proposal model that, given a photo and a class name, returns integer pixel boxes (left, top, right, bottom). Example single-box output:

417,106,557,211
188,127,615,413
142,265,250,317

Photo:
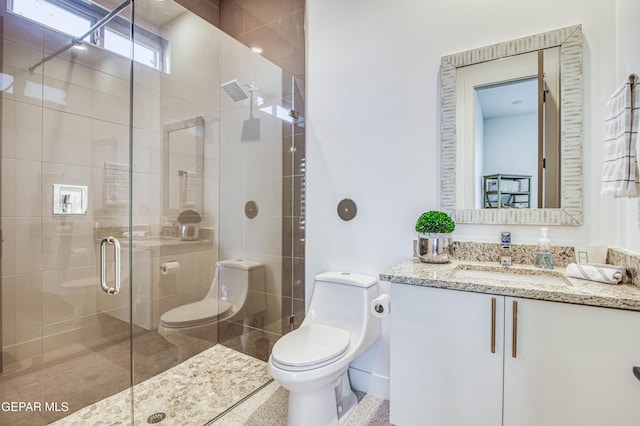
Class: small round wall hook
245,200,258,219
337,199,357,221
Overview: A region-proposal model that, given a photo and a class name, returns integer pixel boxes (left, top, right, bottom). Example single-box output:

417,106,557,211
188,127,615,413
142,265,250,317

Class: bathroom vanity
383,260,640,426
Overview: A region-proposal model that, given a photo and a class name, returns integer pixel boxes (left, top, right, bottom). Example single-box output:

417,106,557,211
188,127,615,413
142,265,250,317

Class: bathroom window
8,0,169,72
104,27,162,71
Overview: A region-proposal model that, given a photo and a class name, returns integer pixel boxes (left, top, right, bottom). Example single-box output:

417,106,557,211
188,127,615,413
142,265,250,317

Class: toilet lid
160,299,233,328
271,323,350,371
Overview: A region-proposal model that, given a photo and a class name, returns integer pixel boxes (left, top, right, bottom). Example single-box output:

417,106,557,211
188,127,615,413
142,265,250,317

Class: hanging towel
601,74,640,198
565,263,626,285
104,162,129,205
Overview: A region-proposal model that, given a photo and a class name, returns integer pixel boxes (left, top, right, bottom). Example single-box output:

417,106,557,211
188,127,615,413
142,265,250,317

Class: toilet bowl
267,271,381,426
158,259,265,350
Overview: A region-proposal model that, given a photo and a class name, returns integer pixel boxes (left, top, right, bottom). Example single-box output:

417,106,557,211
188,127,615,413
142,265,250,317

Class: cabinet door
390,285,504,426
504,297,640,426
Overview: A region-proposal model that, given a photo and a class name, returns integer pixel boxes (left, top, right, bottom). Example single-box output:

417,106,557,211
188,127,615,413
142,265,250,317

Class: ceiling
476,77,538,119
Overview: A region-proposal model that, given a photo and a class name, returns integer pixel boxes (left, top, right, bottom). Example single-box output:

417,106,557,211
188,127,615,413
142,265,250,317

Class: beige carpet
52,344,271,425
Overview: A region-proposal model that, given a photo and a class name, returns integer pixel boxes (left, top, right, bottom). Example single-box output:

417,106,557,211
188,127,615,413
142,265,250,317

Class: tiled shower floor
52,344,271,425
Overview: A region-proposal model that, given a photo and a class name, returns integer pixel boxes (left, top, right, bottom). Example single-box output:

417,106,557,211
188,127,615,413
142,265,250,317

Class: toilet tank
217,260,265,315
306,271,378,333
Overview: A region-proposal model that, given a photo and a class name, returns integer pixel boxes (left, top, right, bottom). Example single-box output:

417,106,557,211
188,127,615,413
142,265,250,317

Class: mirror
163,117,204,217
440,25,583,225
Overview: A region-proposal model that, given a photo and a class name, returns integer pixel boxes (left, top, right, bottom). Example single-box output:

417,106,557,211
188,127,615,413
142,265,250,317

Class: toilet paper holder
160,261,181,275
370,294,391,318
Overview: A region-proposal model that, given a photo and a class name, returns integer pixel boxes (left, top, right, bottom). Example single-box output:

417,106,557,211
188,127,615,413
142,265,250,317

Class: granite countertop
381,259,640,311
120,236,213,257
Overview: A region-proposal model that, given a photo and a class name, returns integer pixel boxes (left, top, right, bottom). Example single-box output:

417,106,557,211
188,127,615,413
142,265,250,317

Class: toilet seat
271,323,350,372
160,299,233,328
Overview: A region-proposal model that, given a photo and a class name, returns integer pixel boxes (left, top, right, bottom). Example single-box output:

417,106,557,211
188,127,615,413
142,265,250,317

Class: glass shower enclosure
0,0,304,423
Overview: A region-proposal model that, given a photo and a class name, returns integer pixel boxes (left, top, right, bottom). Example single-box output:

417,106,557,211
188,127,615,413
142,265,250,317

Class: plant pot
417,233,453,264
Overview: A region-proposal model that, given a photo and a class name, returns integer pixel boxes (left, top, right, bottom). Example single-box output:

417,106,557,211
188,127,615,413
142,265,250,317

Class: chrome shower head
221,79,249,102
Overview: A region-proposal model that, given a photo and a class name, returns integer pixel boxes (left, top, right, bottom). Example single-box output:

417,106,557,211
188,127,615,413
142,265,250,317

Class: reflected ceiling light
72,43,87,50
260,104,295,123
251,46,263,54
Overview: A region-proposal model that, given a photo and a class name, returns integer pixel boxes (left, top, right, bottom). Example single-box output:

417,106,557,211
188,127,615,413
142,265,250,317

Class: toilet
267,271,381,426
158,259,265,349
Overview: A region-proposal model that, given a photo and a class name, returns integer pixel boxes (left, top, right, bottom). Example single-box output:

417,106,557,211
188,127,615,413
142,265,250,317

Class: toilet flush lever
100,236,121,295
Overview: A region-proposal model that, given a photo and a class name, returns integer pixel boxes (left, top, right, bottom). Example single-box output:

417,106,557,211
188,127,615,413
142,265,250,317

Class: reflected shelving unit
483,174,531,208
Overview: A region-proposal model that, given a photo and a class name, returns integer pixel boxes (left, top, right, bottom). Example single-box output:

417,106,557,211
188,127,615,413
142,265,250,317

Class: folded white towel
601,74,640,198
565,263,626,285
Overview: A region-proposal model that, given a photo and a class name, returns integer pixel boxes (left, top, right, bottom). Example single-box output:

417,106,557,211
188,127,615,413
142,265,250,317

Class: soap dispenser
534,227,554,269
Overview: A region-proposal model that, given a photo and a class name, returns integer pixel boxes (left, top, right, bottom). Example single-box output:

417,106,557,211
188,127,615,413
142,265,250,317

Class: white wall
615,0,640,253
306,0,618,397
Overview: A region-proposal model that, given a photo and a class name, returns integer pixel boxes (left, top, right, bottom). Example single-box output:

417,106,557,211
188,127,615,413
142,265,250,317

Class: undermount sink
453,267,570,286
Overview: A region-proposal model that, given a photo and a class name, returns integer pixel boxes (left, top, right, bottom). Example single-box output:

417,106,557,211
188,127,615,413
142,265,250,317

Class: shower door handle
100,236,121,295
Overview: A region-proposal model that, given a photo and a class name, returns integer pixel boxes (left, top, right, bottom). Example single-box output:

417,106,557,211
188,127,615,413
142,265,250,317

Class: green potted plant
415,210,455,263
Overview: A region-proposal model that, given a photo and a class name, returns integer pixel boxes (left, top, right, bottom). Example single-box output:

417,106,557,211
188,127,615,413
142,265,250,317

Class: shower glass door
1,0,305,423
0,1,135,424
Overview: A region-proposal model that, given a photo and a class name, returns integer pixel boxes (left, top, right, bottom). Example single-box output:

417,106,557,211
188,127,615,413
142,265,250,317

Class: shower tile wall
217,29,288,359
219,0,305,88
175,0,305,96
206,0,306,360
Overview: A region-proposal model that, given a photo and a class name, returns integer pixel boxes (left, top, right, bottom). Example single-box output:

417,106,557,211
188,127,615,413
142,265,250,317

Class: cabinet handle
512,300,518,358
491,297,496,353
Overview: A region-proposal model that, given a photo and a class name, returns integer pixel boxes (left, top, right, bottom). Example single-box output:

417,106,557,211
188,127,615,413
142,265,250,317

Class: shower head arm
243,83,257,92
248,90,255,118
28,0,130,74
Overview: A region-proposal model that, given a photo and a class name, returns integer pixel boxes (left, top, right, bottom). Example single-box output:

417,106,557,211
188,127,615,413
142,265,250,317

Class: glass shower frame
0,0,304,423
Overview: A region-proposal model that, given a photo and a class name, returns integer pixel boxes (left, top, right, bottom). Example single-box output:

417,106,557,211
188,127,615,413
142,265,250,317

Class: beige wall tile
2,158,41,217
2,217,42,276
244,215,281,256
2,273,43,333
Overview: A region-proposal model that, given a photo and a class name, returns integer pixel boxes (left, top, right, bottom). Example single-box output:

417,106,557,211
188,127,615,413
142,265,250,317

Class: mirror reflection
163,116,204,217
457,47,560,210
441,25,583,225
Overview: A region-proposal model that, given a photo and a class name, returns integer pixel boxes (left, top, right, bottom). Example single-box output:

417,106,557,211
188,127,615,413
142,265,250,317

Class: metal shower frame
28,0,131,74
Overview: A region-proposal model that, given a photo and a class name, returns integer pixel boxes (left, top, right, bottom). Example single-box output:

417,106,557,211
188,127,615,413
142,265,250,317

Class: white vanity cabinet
391,284,640,426
503,296,640,426
390,285,505,426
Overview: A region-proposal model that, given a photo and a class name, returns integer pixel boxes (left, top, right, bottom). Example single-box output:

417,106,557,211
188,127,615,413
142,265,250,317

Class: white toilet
267,271,381,426
158,259,265,348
